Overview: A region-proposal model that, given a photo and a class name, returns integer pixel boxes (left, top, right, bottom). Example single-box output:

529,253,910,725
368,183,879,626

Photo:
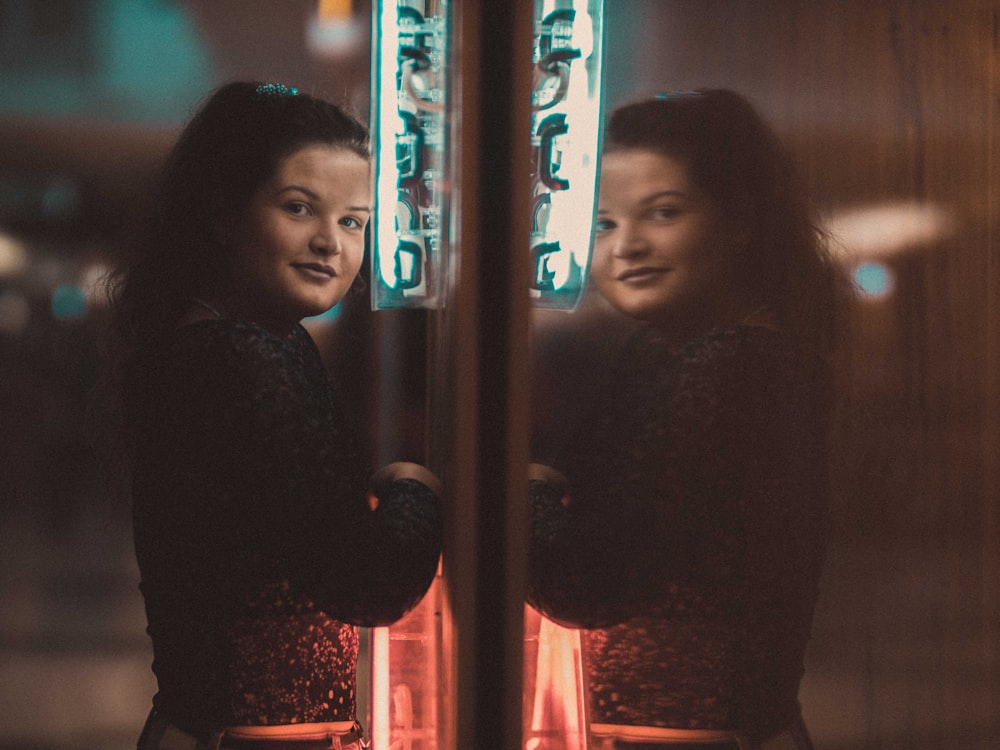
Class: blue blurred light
51,284,87,319
41,178,80,220
853,262,894,299
0,0,213,123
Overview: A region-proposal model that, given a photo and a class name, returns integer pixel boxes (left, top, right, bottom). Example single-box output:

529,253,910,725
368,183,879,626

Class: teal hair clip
257,82,299,97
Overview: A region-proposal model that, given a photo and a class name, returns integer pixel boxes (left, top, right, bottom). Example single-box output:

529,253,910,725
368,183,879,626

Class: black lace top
126,320,441,735
528,325,831,741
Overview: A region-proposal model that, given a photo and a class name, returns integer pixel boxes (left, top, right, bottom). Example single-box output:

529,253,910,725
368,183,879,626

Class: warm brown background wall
599,2,1000,746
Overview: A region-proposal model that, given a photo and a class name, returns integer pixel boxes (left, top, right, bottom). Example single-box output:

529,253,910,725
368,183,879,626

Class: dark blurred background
0,3,373,748
0,1,997,749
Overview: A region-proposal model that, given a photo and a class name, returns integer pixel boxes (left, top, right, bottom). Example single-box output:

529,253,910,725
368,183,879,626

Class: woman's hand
529,463,572,507
369,462,443,509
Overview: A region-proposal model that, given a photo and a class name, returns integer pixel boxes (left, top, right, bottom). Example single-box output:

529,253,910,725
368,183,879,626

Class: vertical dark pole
436,2,534,750
471,2,533,749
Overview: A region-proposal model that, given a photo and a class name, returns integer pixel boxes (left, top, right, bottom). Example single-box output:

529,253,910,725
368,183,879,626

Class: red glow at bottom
524,606,589,750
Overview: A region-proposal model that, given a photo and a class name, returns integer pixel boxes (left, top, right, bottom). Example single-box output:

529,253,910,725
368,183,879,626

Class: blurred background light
81,262,111,307
825,201,954,260
51,282,88,319
309,0,365,57
0,232,29,278
0,0,213,123
852,261,895,300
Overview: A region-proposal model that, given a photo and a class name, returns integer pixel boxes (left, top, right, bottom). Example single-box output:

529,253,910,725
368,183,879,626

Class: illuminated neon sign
371,0,604,311
371,0,449,309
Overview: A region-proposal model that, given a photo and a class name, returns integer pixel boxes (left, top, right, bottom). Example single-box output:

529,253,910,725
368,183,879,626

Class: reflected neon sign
530,0,604,310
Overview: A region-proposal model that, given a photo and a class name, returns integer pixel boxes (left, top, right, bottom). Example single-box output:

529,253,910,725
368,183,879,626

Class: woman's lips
293,262,337,280
617,267,669,283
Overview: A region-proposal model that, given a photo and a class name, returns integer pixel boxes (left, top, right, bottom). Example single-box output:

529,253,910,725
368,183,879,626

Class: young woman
528,89,843,750
107,81,442,750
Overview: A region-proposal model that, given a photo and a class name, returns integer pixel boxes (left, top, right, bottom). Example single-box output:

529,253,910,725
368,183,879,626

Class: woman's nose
612,223,648,258
311,220,342,256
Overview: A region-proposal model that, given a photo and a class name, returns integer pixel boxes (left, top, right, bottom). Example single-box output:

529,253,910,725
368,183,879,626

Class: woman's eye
651,205,681,220
285,202,310,216
342,216,364,229
595,218,615,233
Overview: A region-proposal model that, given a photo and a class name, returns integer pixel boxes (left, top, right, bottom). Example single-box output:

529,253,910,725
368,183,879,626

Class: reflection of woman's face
225,144,371,332
592,149,741,334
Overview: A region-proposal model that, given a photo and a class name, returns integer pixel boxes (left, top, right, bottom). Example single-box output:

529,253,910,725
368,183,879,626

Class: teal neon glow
530,0,605,310
305,299,345,323
371,0,450,309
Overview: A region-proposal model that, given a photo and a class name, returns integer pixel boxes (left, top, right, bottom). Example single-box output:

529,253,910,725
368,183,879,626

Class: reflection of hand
369,462,442,510
529,463,571,507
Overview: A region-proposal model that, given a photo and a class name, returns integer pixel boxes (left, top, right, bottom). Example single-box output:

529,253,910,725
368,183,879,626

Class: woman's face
224,144,370,332
592,149,744,334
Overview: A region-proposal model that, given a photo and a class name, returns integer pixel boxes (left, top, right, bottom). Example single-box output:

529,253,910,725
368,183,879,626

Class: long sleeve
528,326,830,630
222,324,441,626
128,320,441,730
132,321,441,624
527,324,831,734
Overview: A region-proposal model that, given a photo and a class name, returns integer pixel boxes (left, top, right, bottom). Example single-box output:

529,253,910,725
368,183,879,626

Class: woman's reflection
528,90,845,750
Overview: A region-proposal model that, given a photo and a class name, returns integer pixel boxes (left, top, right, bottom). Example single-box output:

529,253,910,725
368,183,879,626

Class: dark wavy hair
96,82,369,500
603,89,842,355
107,80,369,357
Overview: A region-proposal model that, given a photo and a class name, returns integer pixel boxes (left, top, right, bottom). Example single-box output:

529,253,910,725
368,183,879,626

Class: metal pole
434,2,534,749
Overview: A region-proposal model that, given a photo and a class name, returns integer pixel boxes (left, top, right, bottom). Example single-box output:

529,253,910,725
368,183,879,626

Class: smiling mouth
293,262,337,279
618,267,669,282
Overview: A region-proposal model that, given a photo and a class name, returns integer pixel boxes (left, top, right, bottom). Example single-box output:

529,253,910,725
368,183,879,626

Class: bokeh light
51,283,87,319
853,262,895,300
